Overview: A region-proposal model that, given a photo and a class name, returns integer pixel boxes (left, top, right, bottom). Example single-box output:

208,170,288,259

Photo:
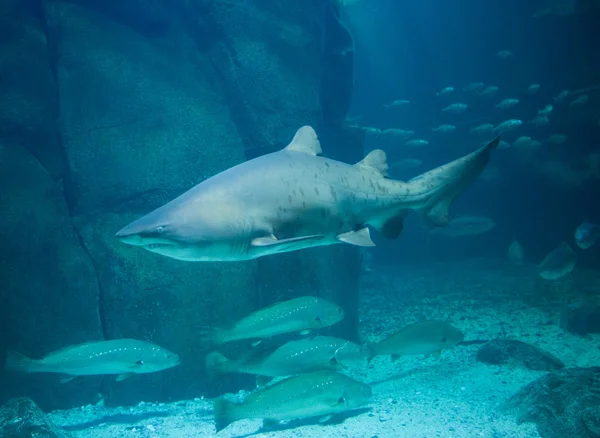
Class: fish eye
156,226,166,233
136,360,144,366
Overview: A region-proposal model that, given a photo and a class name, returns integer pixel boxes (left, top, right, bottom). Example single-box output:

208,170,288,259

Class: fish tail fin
205,351,232,378
5,351,36,373
198,327,226,347
214,397,240,433
407,136,500,227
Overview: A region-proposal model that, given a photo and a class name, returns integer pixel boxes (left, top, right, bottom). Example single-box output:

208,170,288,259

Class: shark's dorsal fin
284,126,322,156
355,150,389,177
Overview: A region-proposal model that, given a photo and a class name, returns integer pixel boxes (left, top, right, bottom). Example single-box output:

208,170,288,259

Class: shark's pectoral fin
251,234,327,252
337,227,375,247
356,149,389,177
284,126,322,156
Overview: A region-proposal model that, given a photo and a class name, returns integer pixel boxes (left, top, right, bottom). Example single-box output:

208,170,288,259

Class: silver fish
5,339,179,382
201,296,344,345
205,336,369,378
213,370,371,432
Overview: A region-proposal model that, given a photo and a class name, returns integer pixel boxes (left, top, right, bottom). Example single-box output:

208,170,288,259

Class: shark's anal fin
379,214,406,239
355,149,389,177
284,126,322,156
337,227,375,247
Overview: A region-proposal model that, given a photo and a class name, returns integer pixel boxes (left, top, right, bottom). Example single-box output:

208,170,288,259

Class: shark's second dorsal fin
284,126,322,156
355,149,389,177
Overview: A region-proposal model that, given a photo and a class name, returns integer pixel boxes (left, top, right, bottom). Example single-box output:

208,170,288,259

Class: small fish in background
508,240,525,266
200,296,345,346
569,94,589,107
442,103,468,114
496,50,513,58
432,124,456,133
493,119,523,134
498,140,511,150
389,158,423,171
5,339,180,382
513,136,533,148
479,85,499,97
367,320,464,361
429,215,496,238
405,139,429,148
205,336,369,379
574,221,600,249
527,84,541,94
345,114,364,125
538,104,553,116
384,99,410,110
470,123,494,134
379,128,414,140
213,370,372,433
495,98,519,109
546,134,567,145
463,82,485,93
531,114,550,127
437,86,454,96
554,90,570,103
538,242,577,280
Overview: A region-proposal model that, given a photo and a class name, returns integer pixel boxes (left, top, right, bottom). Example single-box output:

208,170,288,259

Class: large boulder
42,0,258,404
504,367,600,438
476,339,565,371
0,0,103,410
0,397,71,438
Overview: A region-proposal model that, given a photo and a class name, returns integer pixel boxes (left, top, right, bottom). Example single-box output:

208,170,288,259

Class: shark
116,126,500,261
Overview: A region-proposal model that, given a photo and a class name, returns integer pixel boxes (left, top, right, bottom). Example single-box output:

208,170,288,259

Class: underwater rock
0,397,71,438
0,143,104,410
0,0,64,180
0,0,103,409
503,367,600,438
560,302,600,335
476,339,564,371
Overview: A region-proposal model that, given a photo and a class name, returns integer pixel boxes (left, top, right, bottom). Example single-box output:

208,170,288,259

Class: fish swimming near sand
213,370,372,432
201,296,344,346
5,339,180,382
205,336,368,379
538,241,577,280
117,126,499,262
368,320,464,361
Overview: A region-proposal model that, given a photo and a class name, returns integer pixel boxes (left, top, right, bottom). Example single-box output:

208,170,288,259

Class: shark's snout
116,214,170,247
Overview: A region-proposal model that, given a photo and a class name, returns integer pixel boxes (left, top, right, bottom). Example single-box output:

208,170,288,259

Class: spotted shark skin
116,126,499,261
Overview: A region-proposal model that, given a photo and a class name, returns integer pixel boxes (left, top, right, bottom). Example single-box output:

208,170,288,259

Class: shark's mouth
145,243,177,250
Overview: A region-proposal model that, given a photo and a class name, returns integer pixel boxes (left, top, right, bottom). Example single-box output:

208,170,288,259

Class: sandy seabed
47,258,600,437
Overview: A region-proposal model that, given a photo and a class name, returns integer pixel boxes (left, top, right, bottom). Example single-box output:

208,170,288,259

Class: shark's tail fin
408,136,501,227
205,351,233,378
214,397,241,433
5,351,36,373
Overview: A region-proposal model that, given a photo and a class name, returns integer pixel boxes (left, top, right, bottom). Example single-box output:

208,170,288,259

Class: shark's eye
156,226,165,233
136,360,144,366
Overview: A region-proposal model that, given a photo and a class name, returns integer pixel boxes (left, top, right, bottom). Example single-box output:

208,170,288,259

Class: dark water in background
343,0,600,266
1,0,599,421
